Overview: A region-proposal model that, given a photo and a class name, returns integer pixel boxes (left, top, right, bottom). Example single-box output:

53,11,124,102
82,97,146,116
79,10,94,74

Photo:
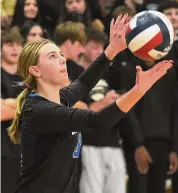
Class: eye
60,53,65,57
50,54,56,59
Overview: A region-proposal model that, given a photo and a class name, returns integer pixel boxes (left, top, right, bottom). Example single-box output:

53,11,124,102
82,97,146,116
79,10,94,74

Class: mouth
60,69,67,73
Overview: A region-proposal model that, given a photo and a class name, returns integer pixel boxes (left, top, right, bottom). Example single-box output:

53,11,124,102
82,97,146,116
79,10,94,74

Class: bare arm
1,98,16,121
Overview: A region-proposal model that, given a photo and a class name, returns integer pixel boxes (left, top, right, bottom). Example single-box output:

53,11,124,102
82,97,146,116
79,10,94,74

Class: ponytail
8,88,29,144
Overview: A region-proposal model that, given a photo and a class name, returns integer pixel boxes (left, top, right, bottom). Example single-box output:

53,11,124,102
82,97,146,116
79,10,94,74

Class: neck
1,60,18,74
78,55,91,69
59,45,74,61
36,82,60,104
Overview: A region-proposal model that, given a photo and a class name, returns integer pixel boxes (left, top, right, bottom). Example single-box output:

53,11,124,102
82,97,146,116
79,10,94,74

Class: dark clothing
172,170,178,193
14,53,125,193
123,140,169,193
1,68,24,193
1,68,23,157
67,60,84,82
1,157,21,193
82,79,121,147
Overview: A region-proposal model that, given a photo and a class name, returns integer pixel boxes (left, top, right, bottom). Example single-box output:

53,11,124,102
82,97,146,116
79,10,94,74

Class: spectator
54,21,88,109
158,0,178,40
20,21,51,42
1,0,17,30
54,22,86,82
79,28,126,193
11,0,41,28
78,28,107,68
1,27,24,193
118,2,178,193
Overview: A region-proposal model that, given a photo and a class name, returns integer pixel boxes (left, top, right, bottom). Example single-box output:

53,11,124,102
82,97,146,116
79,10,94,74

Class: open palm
135,60,173,94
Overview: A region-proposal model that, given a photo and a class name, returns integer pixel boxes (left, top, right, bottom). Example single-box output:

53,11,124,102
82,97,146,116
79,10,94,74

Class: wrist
104,45,120,60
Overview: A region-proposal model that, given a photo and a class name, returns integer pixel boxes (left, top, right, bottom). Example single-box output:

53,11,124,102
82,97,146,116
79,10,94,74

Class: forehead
164,8,178,13
30,25,42,31
25,0,36,4
87,40,104,46
39,43,61,55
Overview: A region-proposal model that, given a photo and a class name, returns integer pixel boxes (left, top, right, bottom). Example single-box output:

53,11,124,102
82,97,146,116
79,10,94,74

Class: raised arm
30,59,173,133
63,14,129,106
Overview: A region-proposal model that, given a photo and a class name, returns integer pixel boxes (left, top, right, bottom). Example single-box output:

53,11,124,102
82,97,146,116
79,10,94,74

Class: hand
135,146,152,174
102,90,121,106
73,101,88,109
105,14,129,60
135,60,173,95
168,152,178,175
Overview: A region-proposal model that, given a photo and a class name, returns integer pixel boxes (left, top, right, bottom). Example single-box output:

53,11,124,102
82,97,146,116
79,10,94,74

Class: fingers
137,159,149,174
112,14,128,32
151,60,173,82
117,14,128,30
152,60,173,72
136,66,142,84
114,14,122,29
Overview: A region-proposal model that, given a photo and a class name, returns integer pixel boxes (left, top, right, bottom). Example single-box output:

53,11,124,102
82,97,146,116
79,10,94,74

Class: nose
71,2,78,10
60,55,67,64
29,4,35,10
80,45,85,54
171,13,177,20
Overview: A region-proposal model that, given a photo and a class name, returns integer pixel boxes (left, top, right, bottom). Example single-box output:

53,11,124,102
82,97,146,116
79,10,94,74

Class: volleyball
126,10,174,61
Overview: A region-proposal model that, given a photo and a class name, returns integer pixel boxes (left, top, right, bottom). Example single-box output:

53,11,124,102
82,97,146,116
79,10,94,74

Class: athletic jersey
14,53,125,193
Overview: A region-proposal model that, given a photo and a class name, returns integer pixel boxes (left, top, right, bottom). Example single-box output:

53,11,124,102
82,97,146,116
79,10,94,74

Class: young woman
11,0,41,28
8,14,173,193
20,21,51,43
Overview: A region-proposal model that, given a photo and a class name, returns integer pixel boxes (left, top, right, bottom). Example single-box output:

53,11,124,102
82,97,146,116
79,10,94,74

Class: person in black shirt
78,28,126,193
1,27,24,193
8,14,173,193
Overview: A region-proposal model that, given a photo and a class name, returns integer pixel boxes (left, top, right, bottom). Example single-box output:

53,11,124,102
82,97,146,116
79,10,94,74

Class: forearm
1,105,15,121
116,86,144,113
78,53,112,90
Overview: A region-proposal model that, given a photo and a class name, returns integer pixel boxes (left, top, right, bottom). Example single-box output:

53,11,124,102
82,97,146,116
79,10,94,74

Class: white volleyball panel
128,24,161,52
148,49,169,59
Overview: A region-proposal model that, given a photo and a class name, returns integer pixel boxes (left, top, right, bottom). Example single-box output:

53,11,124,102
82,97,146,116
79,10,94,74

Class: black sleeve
61,53,112,106
29,100,125,133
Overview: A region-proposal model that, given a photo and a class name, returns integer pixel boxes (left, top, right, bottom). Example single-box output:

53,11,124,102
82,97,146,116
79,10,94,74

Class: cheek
34,7,38,14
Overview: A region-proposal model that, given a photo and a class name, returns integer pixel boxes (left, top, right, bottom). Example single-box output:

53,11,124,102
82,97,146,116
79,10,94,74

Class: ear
29,66,41,78
65,39,72,47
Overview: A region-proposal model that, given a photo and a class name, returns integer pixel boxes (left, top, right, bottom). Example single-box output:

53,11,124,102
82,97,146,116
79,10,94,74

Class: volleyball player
8,14,173,193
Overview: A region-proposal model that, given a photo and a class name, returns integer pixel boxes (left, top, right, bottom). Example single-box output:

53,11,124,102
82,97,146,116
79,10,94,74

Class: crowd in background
1,0,178,193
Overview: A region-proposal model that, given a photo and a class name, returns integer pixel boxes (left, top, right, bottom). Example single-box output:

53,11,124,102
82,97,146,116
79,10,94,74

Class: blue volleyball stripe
126,12,170,52
146,13,170,51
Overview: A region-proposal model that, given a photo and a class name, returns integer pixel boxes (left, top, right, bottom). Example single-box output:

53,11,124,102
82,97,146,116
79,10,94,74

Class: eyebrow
46,51,57,56
46,51,64,56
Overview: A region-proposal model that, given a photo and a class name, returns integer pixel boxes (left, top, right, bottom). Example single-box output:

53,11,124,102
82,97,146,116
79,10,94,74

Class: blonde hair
8,39,53,144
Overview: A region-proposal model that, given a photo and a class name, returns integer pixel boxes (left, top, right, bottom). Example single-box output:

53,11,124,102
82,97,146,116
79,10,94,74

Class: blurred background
1,0,178,193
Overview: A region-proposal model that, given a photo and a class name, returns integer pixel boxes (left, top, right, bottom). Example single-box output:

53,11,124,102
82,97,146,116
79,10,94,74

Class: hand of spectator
105,14,129,60
135,60,173,95
73,101,88,109
102,90,121,106
135,146,152,174
168,152,178,175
